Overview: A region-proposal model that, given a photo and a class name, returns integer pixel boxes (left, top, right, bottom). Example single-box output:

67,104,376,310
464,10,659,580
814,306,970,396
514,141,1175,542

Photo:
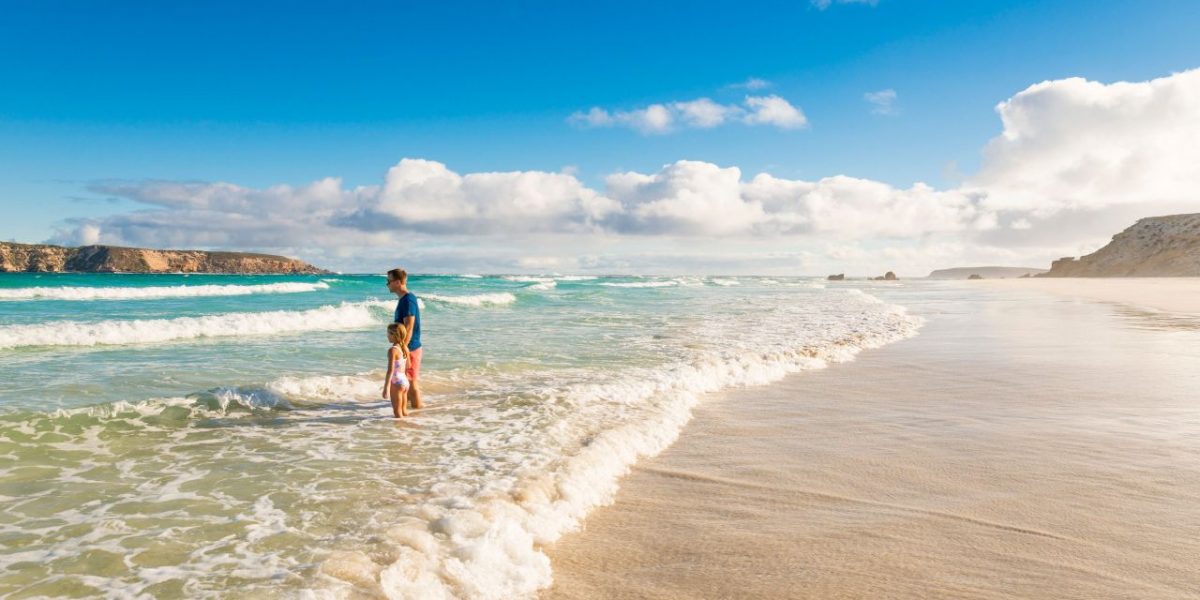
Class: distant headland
927,267,1047,280
0,241,329,274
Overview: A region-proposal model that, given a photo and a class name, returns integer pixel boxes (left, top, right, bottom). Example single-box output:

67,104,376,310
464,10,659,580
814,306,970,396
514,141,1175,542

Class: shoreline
540,281,1200,599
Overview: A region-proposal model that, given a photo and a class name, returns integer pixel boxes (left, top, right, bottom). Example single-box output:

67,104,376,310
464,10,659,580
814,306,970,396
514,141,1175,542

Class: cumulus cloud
51,69,1200,273
62,156,991,252
968,68,1200,220
672,98,740,128
606,161,766,235
742,95,808,129
567,104,675,134
603,161,990,237
568,95,806,134
355,158,619,234
748,174,993,237
62,160,620,251
864,89,898,115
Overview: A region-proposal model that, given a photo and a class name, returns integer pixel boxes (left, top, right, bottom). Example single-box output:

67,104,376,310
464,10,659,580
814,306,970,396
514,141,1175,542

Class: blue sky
2,0,1199,273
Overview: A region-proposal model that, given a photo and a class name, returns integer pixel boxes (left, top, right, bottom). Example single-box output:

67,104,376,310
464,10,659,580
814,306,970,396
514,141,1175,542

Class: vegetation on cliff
1040,213,1200,277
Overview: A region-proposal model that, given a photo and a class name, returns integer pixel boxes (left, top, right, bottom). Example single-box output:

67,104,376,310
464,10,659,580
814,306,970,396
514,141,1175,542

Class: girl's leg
389,386,407,418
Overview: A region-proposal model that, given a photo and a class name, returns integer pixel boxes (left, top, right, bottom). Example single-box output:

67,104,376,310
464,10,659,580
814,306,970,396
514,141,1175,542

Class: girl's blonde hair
387,323,409,359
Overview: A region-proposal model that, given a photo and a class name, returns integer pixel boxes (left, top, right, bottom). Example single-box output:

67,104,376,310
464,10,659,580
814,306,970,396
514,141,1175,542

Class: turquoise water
0,273,920,598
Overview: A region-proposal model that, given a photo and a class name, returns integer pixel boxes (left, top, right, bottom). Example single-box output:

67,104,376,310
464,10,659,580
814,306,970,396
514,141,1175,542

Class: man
386,268,423,410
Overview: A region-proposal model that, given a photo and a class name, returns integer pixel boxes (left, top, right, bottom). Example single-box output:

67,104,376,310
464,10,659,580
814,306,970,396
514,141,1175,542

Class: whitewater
0,281,329,301
0,273,920,599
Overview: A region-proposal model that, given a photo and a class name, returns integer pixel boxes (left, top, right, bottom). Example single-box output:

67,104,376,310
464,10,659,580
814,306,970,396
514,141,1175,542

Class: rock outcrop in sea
1040,213,1200,277
0,242,329,274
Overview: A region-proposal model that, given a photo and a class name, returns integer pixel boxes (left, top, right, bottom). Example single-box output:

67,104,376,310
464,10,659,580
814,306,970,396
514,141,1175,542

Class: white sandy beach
541,279,1200,599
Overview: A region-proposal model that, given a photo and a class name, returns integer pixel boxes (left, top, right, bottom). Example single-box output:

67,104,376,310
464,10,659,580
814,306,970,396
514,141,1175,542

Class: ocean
0,273,920,598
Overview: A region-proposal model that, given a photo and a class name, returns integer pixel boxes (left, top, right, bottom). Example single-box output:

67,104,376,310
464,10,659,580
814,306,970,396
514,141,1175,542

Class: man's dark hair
386,268,408,284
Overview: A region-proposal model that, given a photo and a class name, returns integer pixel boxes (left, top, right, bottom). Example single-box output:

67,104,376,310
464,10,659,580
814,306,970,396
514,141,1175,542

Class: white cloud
742,95,808,129
671,98,739,128
727,77,772,91
67,157,988,250
627,104,674,134
747,174,993,237
969,68,1200,218
367,158,619,233
569,95,806,134
566,107,615,128
567,104,675,134
864,88,898,115
53,69,1200,274
67,160,621,252
76,223,102,245
606,161,765,235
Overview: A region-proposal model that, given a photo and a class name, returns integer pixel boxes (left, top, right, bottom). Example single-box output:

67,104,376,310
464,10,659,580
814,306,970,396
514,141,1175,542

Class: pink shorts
406,347,423,381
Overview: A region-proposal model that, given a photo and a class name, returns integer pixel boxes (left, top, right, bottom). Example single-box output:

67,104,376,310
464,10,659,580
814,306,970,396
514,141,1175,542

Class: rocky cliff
0,242,329,274
1041,213,1200,277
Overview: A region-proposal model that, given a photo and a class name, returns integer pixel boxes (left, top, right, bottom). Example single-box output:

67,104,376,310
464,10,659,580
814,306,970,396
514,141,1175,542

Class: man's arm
402,315,415,348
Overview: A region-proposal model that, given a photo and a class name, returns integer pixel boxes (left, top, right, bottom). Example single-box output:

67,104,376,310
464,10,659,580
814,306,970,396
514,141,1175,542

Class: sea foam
422,293,517,307
0,300,392,349
598,281,677,288
312,292,924,599
0,282,922,599
0,281,329,301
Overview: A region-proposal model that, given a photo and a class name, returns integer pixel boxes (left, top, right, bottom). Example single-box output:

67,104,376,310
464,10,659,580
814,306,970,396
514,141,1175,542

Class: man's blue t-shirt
394,292,421,350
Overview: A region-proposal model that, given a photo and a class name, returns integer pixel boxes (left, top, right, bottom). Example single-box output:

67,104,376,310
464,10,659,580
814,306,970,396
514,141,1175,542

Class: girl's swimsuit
390,344,410,388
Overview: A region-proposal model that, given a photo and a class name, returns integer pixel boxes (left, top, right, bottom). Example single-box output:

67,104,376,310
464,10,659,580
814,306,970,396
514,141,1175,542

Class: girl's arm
383,346,397,397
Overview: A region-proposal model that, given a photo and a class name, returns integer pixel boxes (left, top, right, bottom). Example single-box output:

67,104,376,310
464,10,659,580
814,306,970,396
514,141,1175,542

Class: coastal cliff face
1042,213,1200,277
0,242,328,274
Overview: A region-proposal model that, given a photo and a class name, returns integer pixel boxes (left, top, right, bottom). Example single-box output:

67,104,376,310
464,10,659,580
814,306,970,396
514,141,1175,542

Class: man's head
386,268,408,294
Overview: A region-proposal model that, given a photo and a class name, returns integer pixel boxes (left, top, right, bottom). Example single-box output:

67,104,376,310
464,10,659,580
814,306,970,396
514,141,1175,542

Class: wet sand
981,277,1200,314
541,282,1200,599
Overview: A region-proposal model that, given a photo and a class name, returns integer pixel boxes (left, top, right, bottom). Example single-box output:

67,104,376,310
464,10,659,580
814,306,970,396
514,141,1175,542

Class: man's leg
406,348,424,410
408,380,422,410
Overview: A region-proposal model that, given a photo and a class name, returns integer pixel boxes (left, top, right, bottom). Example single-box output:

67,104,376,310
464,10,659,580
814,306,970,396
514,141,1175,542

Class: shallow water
543,281,1200,600
0,274,919,598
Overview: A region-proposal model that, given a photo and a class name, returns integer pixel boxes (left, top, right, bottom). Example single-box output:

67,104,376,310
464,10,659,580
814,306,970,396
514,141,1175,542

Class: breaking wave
0,300,392,349
422,293,517,307
599,281,678,288
313,294,924,599
0,281,330,301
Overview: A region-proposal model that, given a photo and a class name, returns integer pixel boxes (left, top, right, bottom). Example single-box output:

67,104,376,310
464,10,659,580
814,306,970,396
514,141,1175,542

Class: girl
383,323,411,418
